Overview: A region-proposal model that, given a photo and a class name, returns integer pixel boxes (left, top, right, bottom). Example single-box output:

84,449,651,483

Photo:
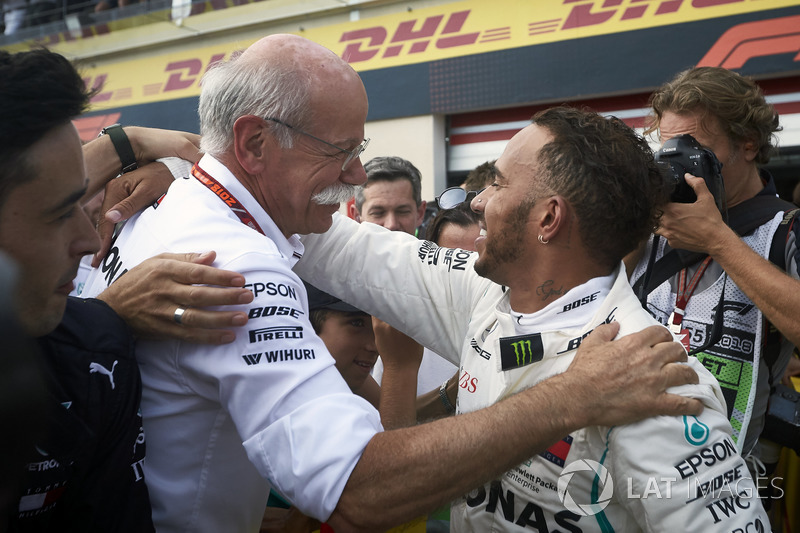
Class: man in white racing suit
296,107,769,532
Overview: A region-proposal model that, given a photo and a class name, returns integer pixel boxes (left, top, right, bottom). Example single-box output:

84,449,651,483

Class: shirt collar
197,154,304,264
756,168,778,198
508,268,617,333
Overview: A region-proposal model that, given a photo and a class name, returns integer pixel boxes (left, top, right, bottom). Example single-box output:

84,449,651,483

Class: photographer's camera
654,134,725,212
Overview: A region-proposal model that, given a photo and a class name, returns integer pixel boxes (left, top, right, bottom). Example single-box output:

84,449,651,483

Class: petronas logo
683,415,710,446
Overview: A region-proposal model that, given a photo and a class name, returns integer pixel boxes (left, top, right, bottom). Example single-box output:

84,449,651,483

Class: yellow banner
76,0,800,111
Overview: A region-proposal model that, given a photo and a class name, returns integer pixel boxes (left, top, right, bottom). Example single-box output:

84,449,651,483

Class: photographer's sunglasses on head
435,187,486,210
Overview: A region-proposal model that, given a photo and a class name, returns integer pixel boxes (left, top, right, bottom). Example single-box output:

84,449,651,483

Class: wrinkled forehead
658,109,725,143
363,178,416,205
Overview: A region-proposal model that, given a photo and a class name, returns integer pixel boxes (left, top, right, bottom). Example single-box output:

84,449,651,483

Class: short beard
473,199,533,281
312,183,360,206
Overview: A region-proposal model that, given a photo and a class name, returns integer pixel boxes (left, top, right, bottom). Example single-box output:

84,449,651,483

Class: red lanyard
669,256,713,352
191,164,265,236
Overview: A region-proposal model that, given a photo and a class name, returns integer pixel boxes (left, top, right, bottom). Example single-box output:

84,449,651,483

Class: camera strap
633,194,796,299
668,256,713,351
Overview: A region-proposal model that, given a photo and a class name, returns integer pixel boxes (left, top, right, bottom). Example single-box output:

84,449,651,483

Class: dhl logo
81,52,237,106
63,0,800,112
340,10,480,63
335,0,796,65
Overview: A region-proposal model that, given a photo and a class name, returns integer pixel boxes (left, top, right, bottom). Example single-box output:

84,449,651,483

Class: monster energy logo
511,339,534,365
500,333,544,371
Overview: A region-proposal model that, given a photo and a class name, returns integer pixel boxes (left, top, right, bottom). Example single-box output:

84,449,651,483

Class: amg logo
242,349,316,365
470,338,491,360
249,326,303,343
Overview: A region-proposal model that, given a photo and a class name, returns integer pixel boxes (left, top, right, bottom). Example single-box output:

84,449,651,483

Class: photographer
627,67,800,472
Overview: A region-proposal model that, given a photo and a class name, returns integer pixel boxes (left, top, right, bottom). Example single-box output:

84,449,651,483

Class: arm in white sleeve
296,213,493,361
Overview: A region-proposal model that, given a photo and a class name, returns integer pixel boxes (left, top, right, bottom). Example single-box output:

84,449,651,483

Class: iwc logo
557,459,613,516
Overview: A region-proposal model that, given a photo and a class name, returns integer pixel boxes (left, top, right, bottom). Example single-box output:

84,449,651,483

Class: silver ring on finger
173,306,188,325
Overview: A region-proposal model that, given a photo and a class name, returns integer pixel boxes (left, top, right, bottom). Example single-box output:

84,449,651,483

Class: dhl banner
69,0,800,113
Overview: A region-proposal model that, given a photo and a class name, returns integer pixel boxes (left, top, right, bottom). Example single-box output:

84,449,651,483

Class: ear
538,196,568,243
232,115,271,174
349,202,361,222
741,140,759,163
415,199,427,227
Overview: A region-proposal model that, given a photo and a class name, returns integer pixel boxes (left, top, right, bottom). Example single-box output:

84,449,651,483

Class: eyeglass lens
437,187,484,209
342,138,370,171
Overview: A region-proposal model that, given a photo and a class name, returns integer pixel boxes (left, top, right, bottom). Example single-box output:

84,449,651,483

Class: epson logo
248,326,303,343
243,281,298,300
674,437,737,479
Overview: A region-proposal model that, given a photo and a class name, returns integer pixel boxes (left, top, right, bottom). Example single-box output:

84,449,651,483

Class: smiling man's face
470,124,551,285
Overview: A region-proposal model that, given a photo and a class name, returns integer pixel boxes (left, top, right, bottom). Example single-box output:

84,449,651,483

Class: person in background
627,67,800,477
351,156,427,235
306,281,380,405
262,282,380,533
460,159,496,192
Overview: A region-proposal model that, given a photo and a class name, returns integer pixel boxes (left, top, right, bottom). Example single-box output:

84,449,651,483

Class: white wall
364,114,447,201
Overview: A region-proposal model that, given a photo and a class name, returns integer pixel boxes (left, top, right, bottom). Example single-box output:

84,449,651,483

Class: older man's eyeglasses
436,187,485,210
265,117,370,171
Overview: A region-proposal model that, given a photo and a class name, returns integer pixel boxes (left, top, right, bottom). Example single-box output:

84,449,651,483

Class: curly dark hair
531,106,668,270
0,49,92,206
645,67,780,165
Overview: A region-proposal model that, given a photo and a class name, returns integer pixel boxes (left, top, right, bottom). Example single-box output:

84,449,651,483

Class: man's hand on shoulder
564,323,703,428
93,162,175,267
97,251,253,345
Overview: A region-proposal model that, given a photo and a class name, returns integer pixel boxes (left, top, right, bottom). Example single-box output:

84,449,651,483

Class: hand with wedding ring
97,251,253,344
173,306,188,325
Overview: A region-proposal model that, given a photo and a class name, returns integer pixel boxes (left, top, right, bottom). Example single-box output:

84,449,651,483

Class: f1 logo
698,15,800,69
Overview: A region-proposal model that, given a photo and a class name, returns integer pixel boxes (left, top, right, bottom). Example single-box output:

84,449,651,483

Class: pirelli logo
248,326,303,343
